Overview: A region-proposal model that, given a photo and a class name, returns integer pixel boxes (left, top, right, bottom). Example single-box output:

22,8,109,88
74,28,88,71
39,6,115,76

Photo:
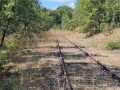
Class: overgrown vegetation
52,6,74,30
0,33,34,81
40,0,120,34
106,41,120,50
0,0,54,47
74,0,120,36
0,0,53,86
0,0,120,88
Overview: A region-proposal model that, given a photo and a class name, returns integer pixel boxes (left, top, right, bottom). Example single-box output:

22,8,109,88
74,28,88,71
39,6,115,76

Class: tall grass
0,31,47,89
0,32,41,79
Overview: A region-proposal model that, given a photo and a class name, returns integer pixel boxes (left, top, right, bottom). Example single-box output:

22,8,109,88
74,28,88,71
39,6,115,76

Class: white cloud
69,2,75,8
47,0,74,2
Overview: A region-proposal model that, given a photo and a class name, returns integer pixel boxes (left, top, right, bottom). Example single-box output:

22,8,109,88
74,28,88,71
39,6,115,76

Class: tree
0,1,15,47
0,0,53,47
53,5,73,29
74,0,120,35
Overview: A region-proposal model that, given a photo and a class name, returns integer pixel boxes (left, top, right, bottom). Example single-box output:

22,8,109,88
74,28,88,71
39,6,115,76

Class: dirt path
1,30,120,90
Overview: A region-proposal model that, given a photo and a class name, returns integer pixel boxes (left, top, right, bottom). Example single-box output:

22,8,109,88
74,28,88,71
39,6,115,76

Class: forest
0,0,120,89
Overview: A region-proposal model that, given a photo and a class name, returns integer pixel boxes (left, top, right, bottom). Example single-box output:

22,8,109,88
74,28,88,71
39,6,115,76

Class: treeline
52,6,74,30
42,0,120,36
0,0,53,47
74,0,120,36
49,0,120,35
41,6,74,30
0,0,120,47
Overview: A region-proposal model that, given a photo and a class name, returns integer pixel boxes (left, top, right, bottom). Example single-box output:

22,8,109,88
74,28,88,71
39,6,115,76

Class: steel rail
64,37,120,82
56,39,73,90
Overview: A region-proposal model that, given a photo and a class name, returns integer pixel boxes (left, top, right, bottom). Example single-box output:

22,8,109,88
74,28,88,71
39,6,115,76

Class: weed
106,41,120,50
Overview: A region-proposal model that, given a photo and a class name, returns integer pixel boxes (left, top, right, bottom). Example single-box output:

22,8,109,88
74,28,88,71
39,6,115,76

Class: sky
40,0,76,10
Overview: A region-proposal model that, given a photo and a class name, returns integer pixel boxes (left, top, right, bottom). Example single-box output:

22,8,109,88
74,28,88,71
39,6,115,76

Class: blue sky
40,0,76,10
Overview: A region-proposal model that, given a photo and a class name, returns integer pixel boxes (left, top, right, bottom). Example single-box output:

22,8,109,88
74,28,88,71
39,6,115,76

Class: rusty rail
56,39,72,90
64,37,120,82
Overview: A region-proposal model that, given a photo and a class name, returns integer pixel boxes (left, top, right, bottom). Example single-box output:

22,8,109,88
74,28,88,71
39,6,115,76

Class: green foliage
39,8,55,30
5,37,19,50
117,23,120,27
53,5,73,30
0,34,23,60
0,0,52,35
0,0,51,79
74,0,120,36
61,14,70,30
0,50,9,60
99,23,110,32
106,41,120,50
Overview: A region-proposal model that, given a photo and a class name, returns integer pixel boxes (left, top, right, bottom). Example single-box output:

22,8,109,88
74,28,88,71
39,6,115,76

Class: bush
53,24,61,29
117,23,120,27
99,23,110,32
106,41,120,50
0,33,31,59
0,50,9,60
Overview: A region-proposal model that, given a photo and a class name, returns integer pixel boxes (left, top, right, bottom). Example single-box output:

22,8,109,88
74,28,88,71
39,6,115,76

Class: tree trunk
0,30,6,47
0,18,10,47
0,0,3,11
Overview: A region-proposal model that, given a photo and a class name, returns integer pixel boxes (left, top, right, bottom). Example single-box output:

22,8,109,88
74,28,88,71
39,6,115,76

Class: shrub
99,23,110,32
106,41,120,50
0,50,9,60
117,23,120,27
79,20,100,36
53,24,61,29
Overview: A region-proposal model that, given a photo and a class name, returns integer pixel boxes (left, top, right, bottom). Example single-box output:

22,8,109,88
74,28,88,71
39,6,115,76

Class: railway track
64,36,120,82
56,36,120,90
56,39,72,90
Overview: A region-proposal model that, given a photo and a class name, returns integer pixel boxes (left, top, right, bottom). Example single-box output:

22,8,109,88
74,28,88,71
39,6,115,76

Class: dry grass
0,30,58,89
52,28,120,67
1,29,120,89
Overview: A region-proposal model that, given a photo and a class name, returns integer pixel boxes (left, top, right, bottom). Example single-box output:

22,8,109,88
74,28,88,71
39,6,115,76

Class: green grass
106,41,120,50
